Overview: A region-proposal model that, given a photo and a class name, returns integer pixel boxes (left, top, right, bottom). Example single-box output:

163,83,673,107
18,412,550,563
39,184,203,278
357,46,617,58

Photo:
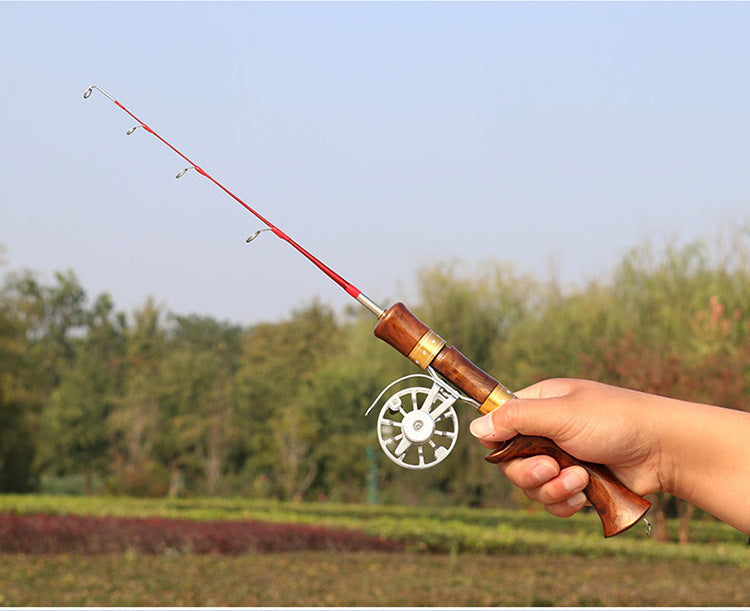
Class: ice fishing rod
84,85,651,537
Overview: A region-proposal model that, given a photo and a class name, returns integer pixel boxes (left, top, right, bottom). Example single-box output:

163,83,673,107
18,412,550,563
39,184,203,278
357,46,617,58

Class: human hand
470,378,665,518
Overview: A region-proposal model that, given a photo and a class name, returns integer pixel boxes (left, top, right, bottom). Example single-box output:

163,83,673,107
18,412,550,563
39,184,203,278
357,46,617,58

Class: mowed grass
1,551,748,606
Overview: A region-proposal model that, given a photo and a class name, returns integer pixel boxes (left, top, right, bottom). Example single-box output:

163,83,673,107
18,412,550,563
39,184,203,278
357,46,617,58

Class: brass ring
407,330,446,369
478,384,516,415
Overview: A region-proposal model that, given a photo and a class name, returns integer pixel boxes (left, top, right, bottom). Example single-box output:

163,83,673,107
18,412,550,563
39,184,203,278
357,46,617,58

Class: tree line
2,234,750,539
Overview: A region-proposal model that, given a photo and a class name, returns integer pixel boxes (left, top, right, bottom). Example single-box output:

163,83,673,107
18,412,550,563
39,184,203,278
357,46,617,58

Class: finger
498,455,560,489
544,492,588,518
519,466,589,506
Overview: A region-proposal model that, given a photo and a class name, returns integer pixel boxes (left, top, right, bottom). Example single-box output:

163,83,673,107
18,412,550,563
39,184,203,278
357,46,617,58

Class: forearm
657,397,750,534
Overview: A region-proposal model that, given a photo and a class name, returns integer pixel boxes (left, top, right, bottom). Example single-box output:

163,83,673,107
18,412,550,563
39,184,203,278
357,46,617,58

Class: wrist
649,396,680,497
652,395,711,498
653,396,750,532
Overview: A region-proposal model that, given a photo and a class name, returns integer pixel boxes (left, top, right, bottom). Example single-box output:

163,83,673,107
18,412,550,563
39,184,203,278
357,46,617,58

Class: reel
365,368,477,470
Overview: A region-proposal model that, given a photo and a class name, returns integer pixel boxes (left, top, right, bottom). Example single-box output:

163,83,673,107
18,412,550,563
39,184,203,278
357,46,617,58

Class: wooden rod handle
374,303,500,401
485,437,651,537
374,302,651,537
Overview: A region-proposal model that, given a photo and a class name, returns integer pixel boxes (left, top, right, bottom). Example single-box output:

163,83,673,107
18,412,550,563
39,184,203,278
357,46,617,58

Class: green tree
108,298,167,496
234,301,344,500
0,268,90,492
300,310,398,502
36,293,126,492
7,271,87,388
0,287,37,492
159,315,243,496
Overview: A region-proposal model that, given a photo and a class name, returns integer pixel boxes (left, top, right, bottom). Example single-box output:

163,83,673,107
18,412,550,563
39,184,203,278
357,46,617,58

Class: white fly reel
366,368,478,470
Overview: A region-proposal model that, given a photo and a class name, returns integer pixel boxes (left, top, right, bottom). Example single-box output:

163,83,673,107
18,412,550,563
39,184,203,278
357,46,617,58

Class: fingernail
567,492,587,510
563,468,587,493
531,463,558,485
469,414,493,439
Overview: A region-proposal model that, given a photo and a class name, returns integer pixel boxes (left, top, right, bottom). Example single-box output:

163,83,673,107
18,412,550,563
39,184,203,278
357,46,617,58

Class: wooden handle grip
485,437,651,537
374,302,651,537
374,303,499,400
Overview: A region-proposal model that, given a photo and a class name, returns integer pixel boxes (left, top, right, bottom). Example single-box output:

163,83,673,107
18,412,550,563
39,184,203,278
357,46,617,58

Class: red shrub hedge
0,512,402,555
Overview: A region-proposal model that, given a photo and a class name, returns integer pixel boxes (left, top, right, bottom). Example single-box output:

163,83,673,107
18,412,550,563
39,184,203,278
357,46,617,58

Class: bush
0,512,402,555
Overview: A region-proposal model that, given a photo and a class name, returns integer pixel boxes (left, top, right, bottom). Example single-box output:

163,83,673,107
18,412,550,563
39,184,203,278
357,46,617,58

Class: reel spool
366,370,476,470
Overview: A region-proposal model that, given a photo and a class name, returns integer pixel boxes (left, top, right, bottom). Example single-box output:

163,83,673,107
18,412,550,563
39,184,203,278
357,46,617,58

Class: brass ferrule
407,330,447,369
478,384,516,415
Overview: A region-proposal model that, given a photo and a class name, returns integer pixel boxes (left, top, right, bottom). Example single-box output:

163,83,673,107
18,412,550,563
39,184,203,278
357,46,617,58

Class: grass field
0,495,747,606
1,551,748,606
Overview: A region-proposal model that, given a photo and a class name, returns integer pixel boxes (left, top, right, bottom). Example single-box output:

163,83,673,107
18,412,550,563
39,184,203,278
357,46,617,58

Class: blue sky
2,2,749,324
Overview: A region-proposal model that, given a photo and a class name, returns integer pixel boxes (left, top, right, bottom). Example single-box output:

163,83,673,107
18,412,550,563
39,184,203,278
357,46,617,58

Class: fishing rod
84,85,651,537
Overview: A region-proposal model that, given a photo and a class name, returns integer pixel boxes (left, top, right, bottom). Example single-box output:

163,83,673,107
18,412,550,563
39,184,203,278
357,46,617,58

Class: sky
2,1,749,325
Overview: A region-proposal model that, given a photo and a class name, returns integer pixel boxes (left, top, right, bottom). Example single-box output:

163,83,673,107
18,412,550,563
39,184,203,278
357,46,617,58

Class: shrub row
0,512,402,555
0,496,746,566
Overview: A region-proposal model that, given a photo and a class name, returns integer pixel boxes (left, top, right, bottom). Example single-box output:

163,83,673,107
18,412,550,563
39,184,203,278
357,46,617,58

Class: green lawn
1,551,747,606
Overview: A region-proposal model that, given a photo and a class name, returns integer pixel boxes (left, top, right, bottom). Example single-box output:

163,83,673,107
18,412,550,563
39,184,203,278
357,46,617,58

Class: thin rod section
84,85,385,318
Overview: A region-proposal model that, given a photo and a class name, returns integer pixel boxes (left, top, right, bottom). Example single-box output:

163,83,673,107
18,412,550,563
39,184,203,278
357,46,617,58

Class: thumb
469,381,575,442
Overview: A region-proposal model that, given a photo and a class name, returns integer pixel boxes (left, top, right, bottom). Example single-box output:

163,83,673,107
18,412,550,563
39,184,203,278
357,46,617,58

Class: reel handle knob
374,302,651,537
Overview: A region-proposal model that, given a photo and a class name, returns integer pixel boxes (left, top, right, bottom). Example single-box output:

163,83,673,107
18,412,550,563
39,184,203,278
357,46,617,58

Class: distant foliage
2,230,750,535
